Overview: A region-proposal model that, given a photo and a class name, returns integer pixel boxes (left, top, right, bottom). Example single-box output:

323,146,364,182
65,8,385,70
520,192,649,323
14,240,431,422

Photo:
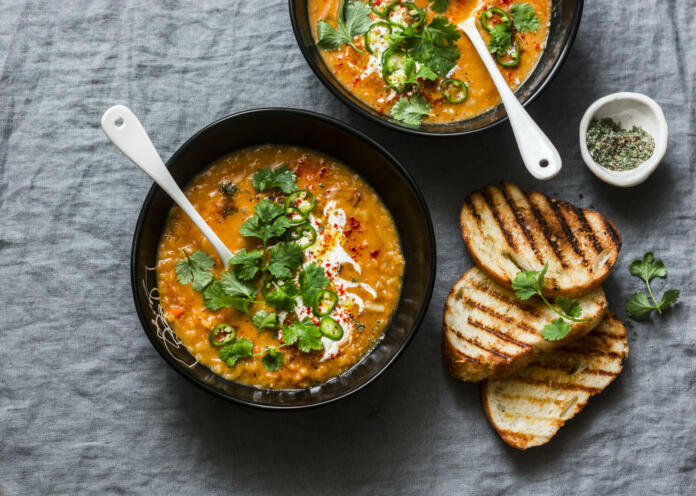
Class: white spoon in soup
101,105,234,268
459,17,562,180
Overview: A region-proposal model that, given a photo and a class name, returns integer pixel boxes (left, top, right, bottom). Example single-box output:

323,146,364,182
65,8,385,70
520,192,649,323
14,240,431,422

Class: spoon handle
101,105,233,268
460,19,561,180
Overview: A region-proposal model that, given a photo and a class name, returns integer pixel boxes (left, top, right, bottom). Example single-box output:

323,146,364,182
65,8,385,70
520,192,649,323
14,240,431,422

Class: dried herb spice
586,118,655,171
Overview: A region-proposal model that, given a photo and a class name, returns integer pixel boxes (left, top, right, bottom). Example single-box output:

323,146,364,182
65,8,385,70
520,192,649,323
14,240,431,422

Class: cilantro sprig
317,0,372,53
512,264,591,341
510,2,540,33
390,94,432,127
175,250,215,292
626,252,680,320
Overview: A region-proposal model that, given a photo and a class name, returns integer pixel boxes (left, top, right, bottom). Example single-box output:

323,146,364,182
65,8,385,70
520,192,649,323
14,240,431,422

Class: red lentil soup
309,0,551,125
156,145,405,389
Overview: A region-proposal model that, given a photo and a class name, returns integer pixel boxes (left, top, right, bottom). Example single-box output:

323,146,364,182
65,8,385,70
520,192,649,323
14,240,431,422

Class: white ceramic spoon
101,105,234,268
459,18,562,180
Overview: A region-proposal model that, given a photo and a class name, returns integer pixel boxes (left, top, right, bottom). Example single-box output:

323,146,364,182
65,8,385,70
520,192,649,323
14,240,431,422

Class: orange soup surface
156,145,405,389
309,0,551,124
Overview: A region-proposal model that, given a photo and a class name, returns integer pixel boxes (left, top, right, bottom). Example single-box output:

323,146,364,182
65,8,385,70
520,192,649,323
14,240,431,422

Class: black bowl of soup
289,0,583,136
131,108,435,409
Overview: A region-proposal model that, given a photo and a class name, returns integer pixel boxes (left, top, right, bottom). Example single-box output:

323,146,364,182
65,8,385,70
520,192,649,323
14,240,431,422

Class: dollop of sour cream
292,201,377,361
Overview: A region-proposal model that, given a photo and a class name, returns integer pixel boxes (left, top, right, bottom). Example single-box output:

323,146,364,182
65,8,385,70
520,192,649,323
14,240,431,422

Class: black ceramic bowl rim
289,0,584,137
130,108,436,410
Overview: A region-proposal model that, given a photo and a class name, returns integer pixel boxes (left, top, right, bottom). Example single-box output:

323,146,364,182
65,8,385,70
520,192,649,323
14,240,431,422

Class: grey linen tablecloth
1,0,694,494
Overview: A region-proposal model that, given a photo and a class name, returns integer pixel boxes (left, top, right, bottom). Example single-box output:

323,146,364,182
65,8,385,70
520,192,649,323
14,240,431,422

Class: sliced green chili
387,2,425,30
381,48,409,93
320,317,344,340
209,323,236,347
480,7,512,32
365,21,392,55
495,40,520,67
312,289,339,316
287,222,317,249
370,0,395,17
285,190,315,224
440,78,468,103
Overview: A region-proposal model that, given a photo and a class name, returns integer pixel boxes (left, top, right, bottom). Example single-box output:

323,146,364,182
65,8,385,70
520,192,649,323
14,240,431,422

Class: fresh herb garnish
175,250,215,292
266,242,304,279
239,200,293,248
317,0,372,53
510,2,540,33
202,273,257,315
390,94,432,126
261,350,284,371
228,248,263,281
219,337,254,367
217,181,238,197
264,279,301,312
252,310,279,330
299,263,331,306
626,252,680,320
282,317,325,353
430,0,449,14
487,23,513,55
251,165,298,194
512,264,591,341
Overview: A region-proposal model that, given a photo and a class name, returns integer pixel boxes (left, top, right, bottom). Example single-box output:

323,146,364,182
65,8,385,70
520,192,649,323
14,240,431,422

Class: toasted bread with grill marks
482,313,628,450
442,267,607,382
460,182,621,298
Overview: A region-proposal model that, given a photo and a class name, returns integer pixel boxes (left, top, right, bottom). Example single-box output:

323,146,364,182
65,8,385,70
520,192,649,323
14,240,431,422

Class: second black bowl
289,0,583,136
131,108,436,409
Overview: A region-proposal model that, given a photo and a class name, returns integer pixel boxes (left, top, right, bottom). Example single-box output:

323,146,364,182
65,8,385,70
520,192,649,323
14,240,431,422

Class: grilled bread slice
443,267,607,382
482,313,628,450
460,182,621,298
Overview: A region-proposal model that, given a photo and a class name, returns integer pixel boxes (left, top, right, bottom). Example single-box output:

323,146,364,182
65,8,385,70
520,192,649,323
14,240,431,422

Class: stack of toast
443,182,629,449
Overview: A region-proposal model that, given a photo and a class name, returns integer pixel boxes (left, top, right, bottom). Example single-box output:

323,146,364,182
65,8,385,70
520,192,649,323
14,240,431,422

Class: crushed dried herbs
586,118,655,171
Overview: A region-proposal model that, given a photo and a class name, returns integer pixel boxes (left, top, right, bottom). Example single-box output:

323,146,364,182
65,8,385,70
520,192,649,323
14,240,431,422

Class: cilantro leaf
430,0,449,14
555,296,583,319
316,0,372,52
541,318,572,341
219,337,254,367
427,16,461,45
251,165,298,194
510,2,540,33
629,252,666,283
262,350,284,371
239,214,293,247
299,263,330,306
402,58,438,87
254,199,285,224
660,289,680,310
627,252,680,320
264,279,300,312
488,23,513,55
281,318,324,352
390,94,432,126
202,273,257,314
626,292,655,321
511,270,539,300
175,250,215,291
252,310,279,330
229,248,263,281
267,242,304,279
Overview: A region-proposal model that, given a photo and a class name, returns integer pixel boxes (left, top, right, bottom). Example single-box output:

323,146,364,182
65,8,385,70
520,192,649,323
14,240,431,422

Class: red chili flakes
370,249,381,259
344,216,361,237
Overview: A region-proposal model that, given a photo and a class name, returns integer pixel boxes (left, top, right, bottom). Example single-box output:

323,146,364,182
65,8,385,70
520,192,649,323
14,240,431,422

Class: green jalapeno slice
287,222,317,249
495,40,520,67
387,2,425,29
480,7,512,32
209,323,236,347
285,190,315,224
381,48,409,92
365,21,392,55
312,289,339,316
319,317,344,340
440,78,468,103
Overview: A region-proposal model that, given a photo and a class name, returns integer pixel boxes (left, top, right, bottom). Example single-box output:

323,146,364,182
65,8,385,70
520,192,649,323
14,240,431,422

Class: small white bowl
579,92,668,187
